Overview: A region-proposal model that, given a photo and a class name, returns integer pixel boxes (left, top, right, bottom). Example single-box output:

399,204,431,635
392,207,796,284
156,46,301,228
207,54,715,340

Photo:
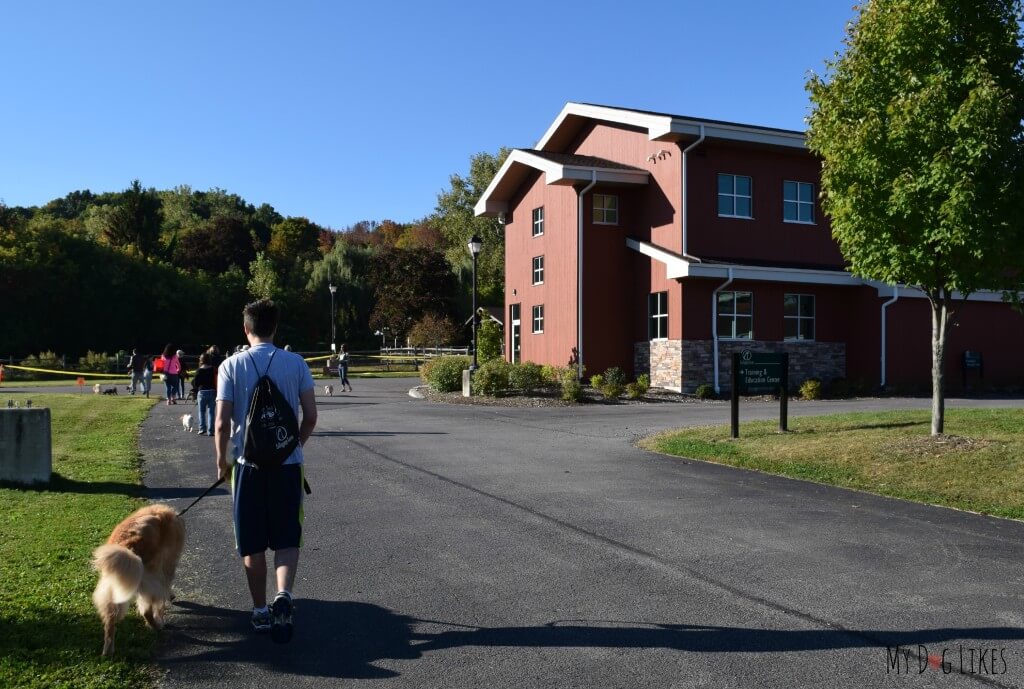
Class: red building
475,103,1024,393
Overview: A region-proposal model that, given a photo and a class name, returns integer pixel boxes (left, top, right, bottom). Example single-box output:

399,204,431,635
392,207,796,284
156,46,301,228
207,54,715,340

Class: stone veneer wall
634,340,683,391
680,340,846,393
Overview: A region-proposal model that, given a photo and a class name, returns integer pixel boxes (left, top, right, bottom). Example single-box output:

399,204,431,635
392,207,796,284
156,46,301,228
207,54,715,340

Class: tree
247,252,280,300
367,247,457,337
408,313,459,348
807,0,1024,435
266,216,322,268
173,215,256,273
433,149,510,304
477,317,503,363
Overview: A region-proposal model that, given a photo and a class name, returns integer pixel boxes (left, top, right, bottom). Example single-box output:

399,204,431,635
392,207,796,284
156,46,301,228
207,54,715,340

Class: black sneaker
251,607,271,633
270,592,293,643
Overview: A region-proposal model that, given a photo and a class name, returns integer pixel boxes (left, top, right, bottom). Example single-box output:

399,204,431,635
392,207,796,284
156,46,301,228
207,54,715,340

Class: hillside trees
807,0,1024,435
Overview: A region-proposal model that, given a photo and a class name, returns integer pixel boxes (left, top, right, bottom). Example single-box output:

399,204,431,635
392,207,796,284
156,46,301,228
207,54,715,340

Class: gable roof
536,102,807,152
474,148,649,217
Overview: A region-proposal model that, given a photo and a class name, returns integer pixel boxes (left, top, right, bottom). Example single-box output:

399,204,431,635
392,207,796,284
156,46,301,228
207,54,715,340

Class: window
532,255,544,285
718,174,752,218
717,291,753,339
784,294,815,341
532,206,544,236
532,305,544,333
593,194,618,224
784,181,814,223
648,291,668,340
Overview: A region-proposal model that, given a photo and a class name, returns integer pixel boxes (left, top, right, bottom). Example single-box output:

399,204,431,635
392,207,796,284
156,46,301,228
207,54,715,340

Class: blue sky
0,1,857,229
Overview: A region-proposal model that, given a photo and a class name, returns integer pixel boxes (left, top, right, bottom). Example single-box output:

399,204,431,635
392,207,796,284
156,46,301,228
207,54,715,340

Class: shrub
635,373,650,394
589,374,604,390
625,382,643,399
425,356,470,392
800,378,823,400
508,361,544,393
541,364,560,384
561,376,582,402
77,350,112,373
477,319,503,364
603,367,627,386
472,358,510,396
594,367,626,400
695,383,715,399
419,357,437,383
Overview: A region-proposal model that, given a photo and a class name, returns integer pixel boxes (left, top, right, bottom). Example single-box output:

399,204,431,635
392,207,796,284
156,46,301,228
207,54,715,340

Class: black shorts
231,463,304,557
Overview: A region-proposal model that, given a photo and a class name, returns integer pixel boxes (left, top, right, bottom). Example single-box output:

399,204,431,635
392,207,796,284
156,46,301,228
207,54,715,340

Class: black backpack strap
245,347,278,378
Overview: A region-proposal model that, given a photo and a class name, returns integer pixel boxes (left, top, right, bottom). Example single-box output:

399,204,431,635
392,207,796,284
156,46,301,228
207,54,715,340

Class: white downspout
681,124,705,262
712,267,734,394
577,171,598,381
880,286,899,389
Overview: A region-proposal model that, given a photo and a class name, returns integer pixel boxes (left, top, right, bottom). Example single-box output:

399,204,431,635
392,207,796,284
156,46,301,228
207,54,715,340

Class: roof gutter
880,286,899,389
712,267,734,394
577,171,597,381
680,125,705,262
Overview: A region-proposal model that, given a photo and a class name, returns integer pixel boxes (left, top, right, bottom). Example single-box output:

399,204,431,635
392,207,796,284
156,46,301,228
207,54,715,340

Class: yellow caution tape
303,354,334,363
1,364,125,378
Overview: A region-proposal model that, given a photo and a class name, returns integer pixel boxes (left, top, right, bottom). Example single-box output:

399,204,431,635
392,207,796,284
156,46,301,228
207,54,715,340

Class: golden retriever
92,504,185,656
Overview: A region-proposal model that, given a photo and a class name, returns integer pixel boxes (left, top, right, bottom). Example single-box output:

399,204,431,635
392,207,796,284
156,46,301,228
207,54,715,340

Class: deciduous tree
807,0,1024,434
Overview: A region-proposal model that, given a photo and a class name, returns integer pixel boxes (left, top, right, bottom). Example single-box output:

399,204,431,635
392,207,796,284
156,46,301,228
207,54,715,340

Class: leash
176,477,225,517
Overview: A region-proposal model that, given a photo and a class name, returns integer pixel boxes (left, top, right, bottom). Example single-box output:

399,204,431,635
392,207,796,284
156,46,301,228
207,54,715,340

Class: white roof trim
626,239,1018,301
474,149,648,217
537,102,807,151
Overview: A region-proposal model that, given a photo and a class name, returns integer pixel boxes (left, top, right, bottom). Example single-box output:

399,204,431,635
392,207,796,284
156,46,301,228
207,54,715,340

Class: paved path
135,380,1024,688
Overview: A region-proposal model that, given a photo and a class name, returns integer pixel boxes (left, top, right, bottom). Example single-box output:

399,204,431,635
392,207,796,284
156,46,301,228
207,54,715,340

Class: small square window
593,194,618,224
532,255,544,285
717,174,753,218
783,181,815,224
532,207,544,236
532,305,544,334
717,291,753,340
784,293,815,340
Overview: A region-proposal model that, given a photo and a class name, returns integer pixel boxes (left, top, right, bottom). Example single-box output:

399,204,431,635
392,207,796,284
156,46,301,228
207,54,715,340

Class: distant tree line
0,148,509,359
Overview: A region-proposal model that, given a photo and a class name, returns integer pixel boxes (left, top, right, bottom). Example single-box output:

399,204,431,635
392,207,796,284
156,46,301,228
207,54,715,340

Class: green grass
0,394,159,689
641,408,1024,520
1,379,126,388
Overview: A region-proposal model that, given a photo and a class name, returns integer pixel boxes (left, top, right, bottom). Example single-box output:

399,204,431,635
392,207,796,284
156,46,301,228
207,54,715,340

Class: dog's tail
92,544,143,606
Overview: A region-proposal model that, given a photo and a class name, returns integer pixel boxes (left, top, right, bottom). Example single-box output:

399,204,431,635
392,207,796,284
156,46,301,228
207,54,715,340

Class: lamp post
467,234,483,371
328,282,337,352
374,328,387,351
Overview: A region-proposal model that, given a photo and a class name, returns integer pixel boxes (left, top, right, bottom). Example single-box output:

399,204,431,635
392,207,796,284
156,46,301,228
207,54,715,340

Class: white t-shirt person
216,343,315,466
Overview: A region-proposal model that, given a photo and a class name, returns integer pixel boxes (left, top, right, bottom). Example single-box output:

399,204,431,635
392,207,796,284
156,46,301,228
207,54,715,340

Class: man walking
126,348,146,395
215,299,317,643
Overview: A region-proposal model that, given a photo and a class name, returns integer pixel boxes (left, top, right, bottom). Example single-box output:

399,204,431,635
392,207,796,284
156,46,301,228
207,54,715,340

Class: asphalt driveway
138,379,1024,688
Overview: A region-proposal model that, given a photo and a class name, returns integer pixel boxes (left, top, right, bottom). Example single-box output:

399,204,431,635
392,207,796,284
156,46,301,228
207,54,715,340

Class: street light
374,328,387,351
328,282,337,351
467,234,483,371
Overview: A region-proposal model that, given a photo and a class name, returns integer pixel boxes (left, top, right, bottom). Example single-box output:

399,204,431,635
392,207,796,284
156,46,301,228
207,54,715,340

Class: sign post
77,376,85,394
731,350,789,438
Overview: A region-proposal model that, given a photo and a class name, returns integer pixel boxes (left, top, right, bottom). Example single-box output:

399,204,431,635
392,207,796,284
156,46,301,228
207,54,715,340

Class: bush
625,382,643,399
561,376,582,402
635,373,650,394
77,350,113,373
425,356,470,392
593,367,626,400
419,357,437,383
477,319,503,364
603,367,627,386
695,383,715,399
472,358,510,396
541,364,560,384
589,374,604,390
508,361,544,393
800,378,823,400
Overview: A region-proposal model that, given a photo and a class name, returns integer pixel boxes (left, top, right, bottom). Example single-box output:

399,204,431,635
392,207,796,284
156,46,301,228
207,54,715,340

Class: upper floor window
593,194,618,225
648,291,668,340
784,294,815,341
783,181,814,224
532,305,545,333
718,174,752,218
532,256,544,285
717,291,753,340
532,206,544,236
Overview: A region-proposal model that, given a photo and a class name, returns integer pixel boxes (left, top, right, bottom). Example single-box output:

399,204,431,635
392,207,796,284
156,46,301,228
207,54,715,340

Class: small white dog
181,414,193,432
93,383,102,394
324,384,334,397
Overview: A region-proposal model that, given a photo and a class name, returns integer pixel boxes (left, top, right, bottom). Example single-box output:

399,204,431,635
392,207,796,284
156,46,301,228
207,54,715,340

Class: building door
509,303,521,363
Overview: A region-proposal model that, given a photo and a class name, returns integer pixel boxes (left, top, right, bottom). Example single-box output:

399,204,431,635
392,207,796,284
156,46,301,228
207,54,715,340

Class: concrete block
462,369,472,397
0,408,52,484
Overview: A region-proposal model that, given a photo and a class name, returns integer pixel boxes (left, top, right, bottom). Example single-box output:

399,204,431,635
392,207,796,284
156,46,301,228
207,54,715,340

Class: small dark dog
102,387,118,395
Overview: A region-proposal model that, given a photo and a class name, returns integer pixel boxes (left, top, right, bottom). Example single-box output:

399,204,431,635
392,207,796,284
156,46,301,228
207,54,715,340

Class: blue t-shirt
216,343,315,465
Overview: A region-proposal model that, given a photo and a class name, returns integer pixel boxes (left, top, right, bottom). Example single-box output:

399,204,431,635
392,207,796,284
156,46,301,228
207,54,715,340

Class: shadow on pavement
162,599,1024,680
311,431,447,437
146,486,231,500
